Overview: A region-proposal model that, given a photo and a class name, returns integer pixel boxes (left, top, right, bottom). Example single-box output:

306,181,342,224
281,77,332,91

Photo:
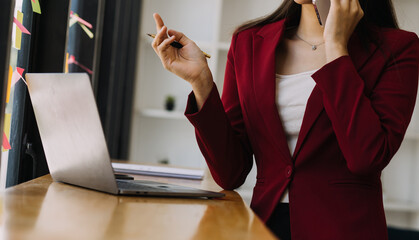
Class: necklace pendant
312,45,317,51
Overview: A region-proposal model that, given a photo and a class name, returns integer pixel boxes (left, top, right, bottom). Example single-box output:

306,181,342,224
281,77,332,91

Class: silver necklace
295,33,325,51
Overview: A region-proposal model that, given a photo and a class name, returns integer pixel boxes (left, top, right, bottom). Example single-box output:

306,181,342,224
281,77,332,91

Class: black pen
147,33,211,58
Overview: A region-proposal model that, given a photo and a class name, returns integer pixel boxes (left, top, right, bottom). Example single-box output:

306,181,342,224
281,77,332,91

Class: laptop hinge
24,135,38,179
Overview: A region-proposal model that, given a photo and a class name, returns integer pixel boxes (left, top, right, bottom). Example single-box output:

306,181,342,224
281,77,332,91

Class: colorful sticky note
11,67,27,87
68,55,75,65
69,13,94,39
69,17,78,28
13,17,31,35
17,67,24,76
68,55,93,74
79,23,94,39
65,53,69,73
2,132,11,151
31,0,41,14
70,11,93,29
17,67,27,85
3,114,11,152
4,114,11,137
11,70,21,87
14,11,24,50
6,65,12,103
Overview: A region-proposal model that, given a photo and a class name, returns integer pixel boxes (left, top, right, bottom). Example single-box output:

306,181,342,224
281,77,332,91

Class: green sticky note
80,23,94,39
31,0,42,14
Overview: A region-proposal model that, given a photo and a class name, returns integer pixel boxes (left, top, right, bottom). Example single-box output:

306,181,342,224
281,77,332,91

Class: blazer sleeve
184,34,253,190
312,32,419,176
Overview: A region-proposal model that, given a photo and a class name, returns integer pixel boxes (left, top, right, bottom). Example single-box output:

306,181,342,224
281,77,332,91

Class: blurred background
1,0,418,236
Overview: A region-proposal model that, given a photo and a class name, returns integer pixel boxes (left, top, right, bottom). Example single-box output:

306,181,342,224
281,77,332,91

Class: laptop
26,73,224,198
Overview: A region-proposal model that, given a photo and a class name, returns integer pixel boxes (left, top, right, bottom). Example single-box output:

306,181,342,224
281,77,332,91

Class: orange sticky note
2,132,11,151
6,65,12,103
65,53,69,73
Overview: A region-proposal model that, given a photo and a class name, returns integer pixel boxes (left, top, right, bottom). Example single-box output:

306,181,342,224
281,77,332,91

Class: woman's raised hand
324,0,364,62
151,13,213,86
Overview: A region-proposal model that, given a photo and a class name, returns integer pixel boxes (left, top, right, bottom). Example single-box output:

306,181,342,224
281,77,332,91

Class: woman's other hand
152,13,213,110
324,0,364,62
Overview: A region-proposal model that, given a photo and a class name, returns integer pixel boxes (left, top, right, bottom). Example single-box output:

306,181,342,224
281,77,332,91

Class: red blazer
185,19,419,239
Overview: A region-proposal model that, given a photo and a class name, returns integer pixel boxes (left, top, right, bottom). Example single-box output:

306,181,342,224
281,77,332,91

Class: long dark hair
235,0,399,36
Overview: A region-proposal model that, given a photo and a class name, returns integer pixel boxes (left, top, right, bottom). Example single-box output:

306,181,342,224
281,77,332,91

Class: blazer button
285,166,293,178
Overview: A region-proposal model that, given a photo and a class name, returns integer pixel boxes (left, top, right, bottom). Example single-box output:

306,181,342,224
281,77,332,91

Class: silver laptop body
27,73,224,198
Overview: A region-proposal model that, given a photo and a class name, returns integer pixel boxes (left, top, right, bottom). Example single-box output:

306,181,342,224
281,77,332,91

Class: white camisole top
275,69,317,203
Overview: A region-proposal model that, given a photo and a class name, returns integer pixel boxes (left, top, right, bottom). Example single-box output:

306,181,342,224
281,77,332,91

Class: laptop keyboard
116,180,162,191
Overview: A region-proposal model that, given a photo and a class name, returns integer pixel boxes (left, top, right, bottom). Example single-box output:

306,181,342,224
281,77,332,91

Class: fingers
167,29,192,46
330,0,359,9
330,0,363,18
152,26,176,56
152,13,169,54
152,13,193,47
153,13,165,32
353,0,364,19
158,37,177,68
152,26,166,52
154,26,168,46
158,35,176,54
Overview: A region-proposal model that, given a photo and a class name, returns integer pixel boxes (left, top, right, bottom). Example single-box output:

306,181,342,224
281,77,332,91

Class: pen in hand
147,33,211,59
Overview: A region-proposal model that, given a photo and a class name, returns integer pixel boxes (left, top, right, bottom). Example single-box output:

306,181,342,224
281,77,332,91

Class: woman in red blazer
151,0,419,239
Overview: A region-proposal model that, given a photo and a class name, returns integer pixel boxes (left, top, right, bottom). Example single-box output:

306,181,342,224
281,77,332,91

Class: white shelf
139,109,186,120
217,42,230,51
405,130,419,140
384,200,419,212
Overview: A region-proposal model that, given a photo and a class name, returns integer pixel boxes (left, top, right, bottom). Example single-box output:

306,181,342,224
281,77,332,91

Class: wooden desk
1,171,277,240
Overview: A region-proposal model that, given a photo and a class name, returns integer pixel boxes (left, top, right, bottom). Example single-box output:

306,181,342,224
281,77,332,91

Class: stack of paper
112,163,205,180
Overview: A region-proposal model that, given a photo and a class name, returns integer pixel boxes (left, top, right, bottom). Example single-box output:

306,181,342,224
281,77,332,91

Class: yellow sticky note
6,65,12,103
2,114,11,152
31,0,42,14
14,11,23,50
3,114,11,139
65,53,69,73
79,23,94,39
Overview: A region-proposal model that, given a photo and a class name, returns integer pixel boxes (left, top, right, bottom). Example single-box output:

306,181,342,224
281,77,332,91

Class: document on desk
112,163,205,180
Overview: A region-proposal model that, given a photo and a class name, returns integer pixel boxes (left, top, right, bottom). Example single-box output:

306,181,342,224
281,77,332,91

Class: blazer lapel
251,19,379,162
292,86,323,160
253,19,292,162
292,31,379,159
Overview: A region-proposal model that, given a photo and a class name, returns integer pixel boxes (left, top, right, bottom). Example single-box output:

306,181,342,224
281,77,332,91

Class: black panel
67,0,105,92
6,0,70,187
0,0,15,176
96,0,141,159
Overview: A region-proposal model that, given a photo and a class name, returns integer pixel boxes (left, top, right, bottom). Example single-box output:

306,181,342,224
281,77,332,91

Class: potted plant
165,95,175,111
